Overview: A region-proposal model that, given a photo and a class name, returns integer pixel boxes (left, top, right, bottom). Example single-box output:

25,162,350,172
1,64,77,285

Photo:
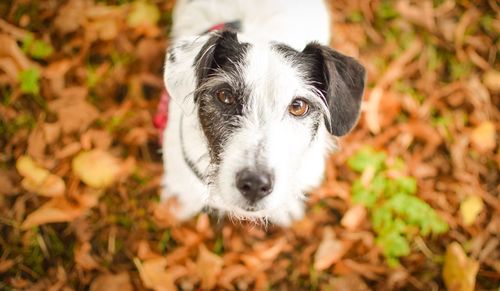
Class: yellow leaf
443,242,479,291
72,150,121,188
483,70,500,92
197,244,224,289
460,196,484,226
127,1,160,28
135,257,176,291
470,121,496,152
16,156,65,197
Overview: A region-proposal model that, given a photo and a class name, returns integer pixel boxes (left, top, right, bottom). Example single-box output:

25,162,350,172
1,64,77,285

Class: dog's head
165,31,365,224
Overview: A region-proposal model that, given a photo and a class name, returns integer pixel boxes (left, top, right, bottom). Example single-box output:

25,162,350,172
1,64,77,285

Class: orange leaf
197,244,224,289
135,257,176,291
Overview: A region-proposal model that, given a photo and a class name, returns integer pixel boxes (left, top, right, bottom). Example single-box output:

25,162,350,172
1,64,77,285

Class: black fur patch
194,31,250,163
273,42,366,136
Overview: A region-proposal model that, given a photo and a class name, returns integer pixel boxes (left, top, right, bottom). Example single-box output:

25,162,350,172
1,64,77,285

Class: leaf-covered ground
0,0,498,290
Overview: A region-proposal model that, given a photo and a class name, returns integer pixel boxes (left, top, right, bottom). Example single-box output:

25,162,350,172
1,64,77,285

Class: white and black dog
161,0,366,225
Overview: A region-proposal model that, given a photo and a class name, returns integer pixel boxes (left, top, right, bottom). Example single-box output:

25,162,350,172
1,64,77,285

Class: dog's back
171,0,331,50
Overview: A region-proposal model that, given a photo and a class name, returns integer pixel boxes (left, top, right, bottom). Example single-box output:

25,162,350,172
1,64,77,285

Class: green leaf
19,68,40,95
22,34,53,59
30,39,53,59
377,1,399,20
352,180,378,208
347,147,386,173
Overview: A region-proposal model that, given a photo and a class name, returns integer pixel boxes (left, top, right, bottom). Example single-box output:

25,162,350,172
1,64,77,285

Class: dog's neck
179,115,206,182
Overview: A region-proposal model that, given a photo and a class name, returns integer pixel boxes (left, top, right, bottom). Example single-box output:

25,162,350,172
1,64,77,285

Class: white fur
162,0,333,225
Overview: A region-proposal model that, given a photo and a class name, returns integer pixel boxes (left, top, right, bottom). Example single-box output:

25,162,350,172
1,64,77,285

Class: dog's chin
206,193,275,222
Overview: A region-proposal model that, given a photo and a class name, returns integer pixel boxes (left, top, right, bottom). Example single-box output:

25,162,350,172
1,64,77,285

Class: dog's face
166,31,365,223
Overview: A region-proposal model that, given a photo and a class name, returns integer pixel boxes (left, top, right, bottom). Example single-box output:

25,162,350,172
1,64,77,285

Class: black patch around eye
194,31,250,164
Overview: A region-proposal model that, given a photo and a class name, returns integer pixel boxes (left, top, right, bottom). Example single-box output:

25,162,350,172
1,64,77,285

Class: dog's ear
302,43,366,136
193,31,243,92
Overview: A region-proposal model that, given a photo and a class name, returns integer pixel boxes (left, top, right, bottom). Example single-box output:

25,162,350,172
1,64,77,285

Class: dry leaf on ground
72,149,121,188
443,242,479,291
197,244,224,289
314,227,350,271
89,272,133,291
460,196,484,226
470,121,496,152
16,156,65,197
21,197,86,229
135,257,176,291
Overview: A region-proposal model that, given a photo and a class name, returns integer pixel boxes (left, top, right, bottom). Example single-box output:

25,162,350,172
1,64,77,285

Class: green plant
18,67,40,95
22,34,53,60
348,147,448,267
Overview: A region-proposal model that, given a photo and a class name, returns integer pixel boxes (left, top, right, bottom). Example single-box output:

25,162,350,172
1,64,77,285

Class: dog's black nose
236,169,273,203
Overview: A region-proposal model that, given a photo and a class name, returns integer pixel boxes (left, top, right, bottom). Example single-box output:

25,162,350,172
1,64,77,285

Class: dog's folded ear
302,43,366,136
193,31,247,94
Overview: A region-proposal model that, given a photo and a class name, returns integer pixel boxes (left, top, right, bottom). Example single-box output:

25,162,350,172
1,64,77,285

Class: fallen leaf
72,150,121,188
460,196,484,226
54,0,86,34
16,156,65,197
48,87,99,134
197,244,224,289
328,274,370,291
135,257,176,291
90,272,133,291
127,1,160,28
0,259,15,273
0,171,16,196
470,121,496,152
483,70,500,92
21,197,86,229
443,242,479,291
75,242,99,270
341,205,367,231
314,227,350,271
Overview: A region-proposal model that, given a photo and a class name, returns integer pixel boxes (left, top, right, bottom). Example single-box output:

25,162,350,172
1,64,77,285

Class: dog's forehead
242,43,306,106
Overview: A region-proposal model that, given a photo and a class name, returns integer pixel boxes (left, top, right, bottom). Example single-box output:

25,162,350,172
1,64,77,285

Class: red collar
154,21,242,144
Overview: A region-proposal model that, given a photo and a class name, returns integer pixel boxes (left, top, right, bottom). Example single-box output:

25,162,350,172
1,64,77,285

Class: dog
160,0,366,225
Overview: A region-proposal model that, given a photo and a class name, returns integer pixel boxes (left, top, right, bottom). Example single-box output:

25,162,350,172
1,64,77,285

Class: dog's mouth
206,195,275,219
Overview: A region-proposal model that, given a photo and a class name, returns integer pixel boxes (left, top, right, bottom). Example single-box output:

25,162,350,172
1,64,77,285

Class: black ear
302,43,366,136
193,31,246,100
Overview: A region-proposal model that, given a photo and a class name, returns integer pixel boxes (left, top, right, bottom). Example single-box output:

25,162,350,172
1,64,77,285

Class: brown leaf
328,274,370,291
0,259,15,273
341,205,367,231
443,242,479,291
54,0,86,34
0,33,34,71
0,171,16,196
135,257,176,291
21,197,86,229
72,149,121,188
75,242,99,270
16,156,65,197
314,227,350,271
48,87,99,134
90,272,133,291
197,244,224,289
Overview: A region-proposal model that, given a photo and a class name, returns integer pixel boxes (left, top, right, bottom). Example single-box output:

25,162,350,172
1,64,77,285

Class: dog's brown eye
288,98,309,117
215,89,236,105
